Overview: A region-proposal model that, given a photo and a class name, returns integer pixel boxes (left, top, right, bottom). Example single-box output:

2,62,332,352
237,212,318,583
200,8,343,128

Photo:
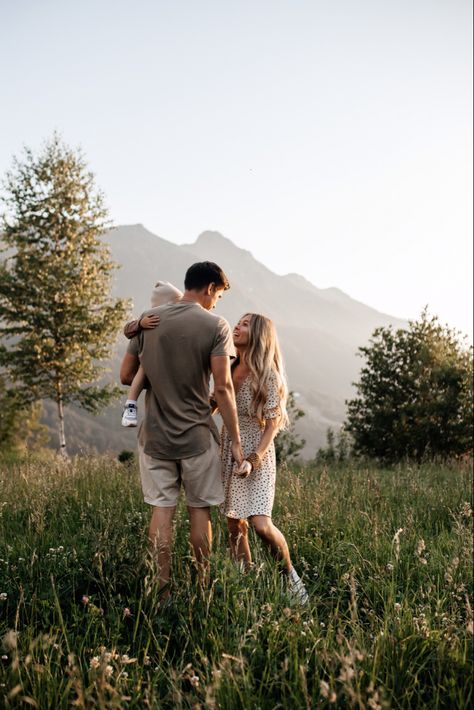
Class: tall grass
0,454,472,708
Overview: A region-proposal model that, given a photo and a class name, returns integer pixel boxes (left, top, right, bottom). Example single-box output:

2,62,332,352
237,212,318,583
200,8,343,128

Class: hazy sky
1,0,472,338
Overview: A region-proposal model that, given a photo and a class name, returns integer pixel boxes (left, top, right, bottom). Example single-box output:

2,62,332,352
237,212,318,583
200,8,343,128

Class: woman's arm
255,418,280,458
235,418,280,477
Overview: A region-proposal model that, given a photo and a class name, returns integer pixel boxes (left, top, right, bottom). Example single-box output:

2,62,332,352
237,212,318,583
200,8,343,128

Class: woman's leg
250,515,309,603
227,517,252,568
128,364,146,401
249,515,292,573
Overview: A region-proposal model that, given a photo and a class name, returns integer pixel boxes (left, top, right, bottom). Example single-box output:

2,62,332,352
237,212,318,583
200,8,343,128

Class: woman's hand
140,314,160,329
234,460,252,478
209,392,218,415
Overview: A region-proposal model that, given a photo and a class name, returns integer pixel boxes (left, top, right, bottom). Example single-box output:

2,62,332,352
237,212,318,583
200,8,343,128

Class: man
120,261,242,596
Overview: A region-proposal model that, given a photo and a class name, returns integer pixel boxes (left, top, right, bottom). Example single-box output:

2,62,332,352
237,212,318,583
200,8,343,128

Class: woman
220,313,309,604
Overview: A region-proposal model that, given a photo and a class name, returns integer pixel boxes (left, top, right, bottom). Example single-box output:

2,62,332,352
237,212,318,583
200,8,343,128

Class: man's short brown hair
184,261,230,291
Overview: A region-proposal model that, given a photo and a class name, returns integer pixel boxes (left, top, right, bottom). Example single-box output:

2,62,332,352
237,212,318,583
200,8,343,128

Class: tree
275,391,306,463
346,309,473,462
0,135,128,456
315,426,352,463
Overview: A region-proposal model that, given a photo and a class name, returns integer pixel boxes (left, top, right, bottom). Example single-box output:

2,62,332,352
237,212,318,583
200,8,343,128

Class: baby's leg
128,365,146,402
122,366,146,427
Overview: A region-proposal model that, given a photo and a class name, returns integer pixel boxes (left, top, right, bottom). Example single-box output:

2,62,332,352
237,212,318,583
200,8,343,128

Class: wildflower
81,595,89,605
122,671,128,679
0,593,7,601
2,631,17,652
144,655,151,666
104,665,113,678
320,622,326,628
190,675,200,688
320,680,337,703
394,603,401,613
386,563,394,572
121,654,136,664
123,607,132,618
1,655,8,661
415,539,428,564
89,656,100,670
392,528,403,562
320,680,330,698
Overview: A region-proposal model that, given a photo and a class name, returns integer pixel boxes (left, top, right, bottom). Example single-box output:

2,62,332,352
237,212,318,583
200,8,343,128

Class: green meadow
0,455,472,709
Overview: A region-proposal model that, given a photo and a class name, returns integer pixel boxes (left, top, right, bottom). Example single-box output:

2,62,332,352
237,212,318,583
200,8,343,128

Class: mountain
10,224,407,457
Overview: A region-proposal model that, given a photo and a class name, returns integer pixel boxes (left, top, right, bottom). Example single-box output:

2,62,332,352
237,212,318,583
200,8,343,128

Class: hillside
39,224,406,457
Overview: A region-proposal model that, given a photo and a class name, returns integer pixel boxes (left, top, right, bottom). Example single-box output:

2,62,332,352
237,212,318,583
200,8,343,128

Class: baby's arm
123,314,160,339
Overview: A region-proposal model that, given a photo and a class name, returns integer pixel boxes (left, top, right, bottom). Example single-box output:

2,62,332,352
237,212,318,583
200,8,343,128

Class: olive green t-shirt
127,301,235,459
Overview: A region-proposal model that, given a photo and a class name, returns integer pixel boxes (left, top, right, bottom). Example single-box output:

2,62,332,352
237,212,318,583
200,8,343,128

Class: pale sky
1,0,472,338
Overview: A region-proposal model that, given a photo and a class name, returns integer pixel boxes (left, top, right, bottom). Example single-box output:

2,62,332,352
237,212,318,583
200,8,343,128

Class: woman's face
233,314,251,348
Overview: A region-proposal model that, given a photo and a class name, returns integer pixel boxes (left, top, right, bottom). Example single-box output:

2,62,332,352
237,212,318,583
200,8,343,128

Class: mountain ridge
2,223,407,456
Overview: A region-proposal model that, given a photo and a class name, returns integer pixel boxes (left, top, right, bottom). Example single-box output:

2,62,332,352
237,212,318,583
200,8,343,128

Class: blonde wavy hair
236,313,289,431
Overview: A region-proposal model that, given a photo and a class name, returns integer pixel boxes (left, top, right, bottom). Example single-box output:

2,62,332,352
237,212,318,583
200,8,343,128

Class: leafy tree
0,135,128,456
346,309,473,462
275,391,306,463
316,426,352,463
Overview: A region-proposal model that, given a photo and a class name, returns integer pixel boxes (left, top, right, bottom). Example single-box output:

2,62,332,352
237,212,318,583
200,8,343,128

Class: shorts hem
187,497,225,508
144,498,178,508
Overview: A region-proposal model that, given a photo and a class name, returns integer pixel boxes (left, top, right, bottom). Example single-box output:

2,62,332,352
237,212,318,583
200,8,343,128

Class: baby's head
150,281,183,308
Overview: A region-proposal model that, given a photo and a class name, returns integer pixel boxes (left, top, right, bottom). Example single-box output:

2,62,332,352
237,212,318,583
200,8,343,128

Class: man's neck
180,290,204,307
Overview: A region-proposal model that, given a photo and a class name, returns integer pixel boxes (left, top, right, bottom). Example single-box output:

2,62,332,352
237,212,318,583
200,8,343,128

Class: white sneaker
288,567,309,606
121,403,138,427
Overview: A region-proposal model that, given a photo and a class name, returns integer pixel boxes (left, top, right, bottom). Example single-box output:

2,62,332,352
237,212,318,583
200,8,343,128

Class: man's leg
187,505,212,586
148,506,176,596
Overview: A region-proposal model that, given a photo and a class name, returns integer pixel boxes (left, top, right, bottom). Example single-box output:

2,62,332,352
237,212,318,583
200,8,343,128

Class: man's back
128,301,234,458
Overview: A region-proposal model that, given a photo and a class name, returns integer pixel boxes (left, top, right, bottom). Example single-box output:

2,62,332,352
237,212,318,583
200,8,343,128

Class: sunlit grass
0,454,472,708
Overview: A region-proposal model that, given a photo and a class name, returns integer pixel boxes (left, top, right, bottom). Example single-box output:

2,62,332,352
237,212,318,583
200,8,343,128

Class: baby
121,281,183,427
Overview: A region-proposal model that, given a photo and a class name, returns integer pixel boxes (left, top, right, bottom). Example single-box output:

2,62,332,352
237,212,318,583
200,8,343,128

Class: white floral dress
221,371,281,519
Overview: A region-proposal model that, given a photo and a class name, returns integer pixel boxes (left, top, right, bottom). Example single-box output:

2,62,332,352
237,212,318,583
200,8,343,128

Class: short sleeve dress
221,370,281,519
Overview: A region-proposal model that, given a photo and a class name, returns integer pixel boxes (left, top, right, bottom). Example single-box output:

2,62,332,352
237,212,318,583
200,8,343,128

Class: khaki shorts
138,436,224,508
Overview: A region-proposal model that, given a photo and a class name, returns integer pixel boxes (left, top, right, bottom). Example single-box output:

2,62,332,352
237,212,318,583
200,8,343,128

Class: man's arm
211,355,243,465
120,352,140,385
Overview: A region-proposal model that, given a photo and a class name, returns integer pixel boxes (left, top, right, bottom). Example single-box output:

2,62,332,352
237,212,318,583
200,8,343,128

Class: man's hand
231,441,244,466
140,314,160,329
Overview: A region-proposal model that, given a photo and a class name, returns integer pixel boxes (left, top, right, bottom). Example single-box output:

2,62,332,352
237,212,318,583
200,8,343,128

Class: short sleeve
211,318,236,358
263,370,281,420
